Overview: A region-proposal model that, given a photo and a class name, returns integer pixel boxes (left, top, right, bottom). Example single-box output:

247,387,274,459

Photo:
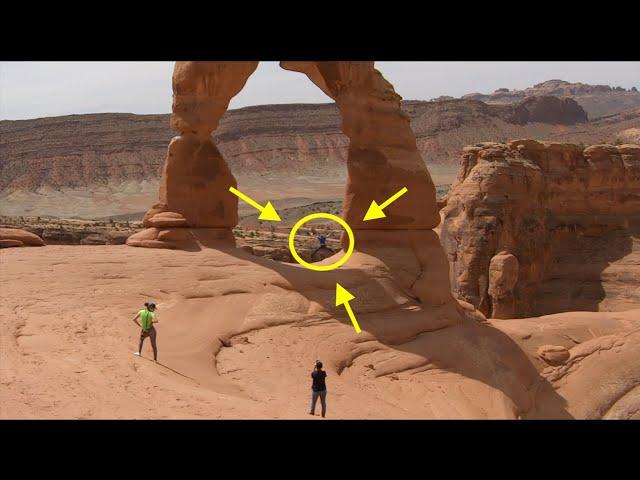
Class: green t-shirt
138,309,155,330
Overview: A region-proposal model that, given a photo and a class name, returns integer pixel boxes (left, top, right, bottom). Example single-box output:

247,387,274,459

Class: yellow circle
288,213,355,272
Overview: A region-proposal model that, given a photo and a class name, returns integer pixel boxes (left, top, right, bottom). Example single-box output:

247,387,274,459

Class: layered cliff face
11,97,637,220
440,141,640,319
0,97,596,194
0,114,170,192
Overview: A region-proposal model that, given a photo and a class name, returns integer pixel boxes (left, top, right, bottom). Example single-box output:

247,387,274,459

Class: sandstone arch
127,61,451,305
279,61,440,230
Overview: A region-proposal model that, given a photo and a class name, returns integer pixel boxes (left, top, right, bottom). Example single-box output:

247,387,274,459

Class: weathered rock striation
4,90,636,219
440,141,640,318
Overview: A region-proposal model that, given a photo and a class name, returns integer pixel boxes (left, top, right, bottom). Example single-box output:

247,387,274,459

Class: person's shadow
310,245,335,262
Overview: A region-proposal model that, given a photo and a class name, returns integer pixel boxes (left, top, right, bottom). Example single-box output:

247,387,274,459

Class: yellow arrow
363,187,408,221
228,186,281,221
336,283,361,333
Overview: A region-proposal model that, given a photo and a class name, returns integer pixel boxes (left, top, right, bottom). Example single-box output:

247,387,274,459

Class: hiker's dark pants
139,327,158,360
310,390,327,417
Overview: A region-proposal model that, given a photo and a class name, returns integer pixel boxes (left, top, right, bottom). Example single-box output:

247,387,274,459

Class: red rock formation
517,96,587,124
0,228,45,248
128,62,259,249
487,251,519,318
280,62,460,309
462,79,640,118
440,141,640,318
537,345,570,366
276,62,456,307
280,61,440,231
129,61,458,310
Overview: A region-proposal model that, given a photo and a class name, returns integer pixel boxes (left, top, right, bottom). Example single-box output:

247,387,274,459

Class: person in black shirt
309,360,327,418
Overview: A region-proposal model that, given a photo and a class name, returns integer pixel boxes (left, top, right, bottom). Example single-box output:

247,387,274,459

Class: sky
1,61,639,120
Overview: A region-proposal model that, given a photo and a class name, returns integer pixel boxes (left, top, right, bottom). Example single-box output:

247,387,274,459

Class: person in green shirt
132,302,159,362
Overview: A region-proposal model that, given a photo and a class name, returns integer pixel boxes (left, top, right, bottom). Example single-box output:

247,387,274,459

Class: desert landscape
1,61,639,419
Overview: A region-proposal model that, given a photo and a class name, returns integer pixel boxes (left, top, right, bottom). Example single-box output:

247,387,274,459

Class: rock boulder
0,228,45,248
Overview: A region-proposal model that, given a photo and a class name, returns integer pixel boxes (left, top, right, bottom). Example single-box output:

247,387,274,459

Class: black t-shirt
311,370,327,392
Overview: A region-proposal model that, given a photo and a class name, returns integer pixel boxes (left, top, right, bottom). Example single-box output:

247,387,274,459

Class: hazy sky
1,61,639,120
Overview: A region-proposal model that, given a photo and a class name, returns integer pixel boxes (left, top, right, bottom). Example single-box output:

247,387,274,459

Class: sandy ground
2,244,639,419
0,166,458,221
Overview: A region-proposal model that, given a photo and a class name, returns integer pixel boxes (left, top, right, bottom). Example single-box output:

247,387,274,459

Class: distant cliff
462,79,640,118
3,94,632,195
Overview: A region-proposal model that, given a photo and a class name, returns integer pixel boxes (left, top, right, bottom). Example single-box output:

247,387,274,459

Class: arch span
127,61,448,305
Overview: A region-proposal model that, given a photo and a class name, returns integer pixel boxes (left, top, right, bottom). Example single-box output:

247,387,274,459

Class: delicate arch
129,60,439,239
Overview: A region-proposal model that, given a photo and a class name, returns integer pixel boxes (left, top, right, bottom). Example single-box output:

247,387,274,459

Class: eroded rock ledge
440,141,640,318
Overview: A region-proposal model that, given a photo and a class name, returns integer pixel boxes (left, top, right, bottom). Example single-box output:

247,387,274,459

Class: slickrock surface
2,245,639,419
440,141,640,318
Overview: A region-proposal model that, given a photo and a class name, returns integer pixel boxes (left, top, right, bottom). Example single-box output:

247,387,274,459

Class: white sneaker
133,352,140,356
